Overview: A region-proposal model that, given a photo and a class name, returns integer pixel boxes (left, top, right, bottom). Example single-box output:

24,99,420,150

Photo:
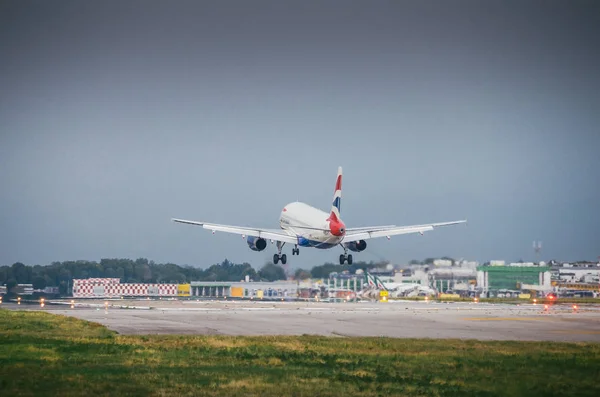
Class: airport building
323,274,365,291
320,274,364,299
189,280,299,299
476,265,551,297
71,278,299,300
548,262,600,295
15,276,354,301
554,264,600,283
0,284,33,296
72,278,178,298
14,284,34,296
428,268,477,294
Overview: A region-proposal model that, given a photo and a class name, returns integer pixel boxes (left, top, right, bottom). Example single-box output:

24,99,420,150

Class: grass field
1,309,599,396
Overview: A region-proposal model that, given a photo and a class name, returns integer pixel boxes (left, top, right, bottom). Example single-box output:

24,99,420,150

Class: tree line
0,257,392,296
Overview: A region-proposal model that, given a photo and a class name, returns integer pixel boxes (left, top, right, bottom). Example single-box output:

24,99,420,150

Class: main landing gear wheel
339,253,353,265
274,241,287,265
292,247,300,255
273,253,287,265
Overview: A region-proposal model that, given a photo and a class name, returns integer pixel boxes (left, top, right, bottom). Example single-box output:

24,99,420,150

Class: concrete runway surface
4,299,600,342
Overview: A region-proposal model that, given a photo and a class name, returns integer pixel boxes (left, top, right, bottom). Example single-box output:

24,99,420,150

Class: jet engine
344,240,367,252
246,236,267,251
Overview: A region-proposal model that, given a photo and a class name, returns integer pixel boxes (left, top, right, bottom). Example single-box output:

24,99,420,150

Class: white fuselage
279,202,343,249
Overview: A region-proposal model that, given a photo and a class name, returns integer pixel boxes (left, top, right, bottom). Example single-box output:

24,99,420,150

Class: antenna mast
533,241,542,260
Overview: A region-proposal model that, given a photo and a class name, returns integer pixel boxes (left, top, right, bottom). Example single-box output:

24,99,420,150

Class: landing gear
292,245,300,256
274,241,287,265
339,251,353,265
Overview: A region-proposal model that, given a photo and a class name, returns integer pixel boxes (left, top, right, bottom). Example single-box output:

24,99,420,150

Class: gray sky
1,0,599,268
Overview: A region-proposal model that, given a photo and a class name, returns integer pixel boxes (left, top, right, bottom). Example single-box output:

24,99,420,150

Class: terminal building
323,273,365,290
319,274,365,299
428,268,477,294
189,280,299,299
549,261,600,295
476,264,551,297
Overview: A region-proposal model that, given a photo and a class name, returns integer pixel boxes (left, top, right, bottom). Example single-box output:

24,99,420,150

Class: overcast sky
1,0,599,268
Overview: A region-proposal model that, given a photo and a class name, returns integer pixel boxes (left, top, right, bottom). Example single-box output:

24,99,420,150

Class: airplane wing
171,218,298,244
346,225,396,232
343,220,467,242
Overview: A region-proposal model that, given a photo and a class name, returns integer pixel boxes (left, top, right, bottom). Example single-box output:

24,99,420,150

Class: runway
4,299,600,342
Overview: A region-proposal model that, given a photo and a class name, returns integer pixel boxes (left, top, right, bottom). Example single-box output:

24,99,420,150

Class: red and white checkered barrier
72,279,177,298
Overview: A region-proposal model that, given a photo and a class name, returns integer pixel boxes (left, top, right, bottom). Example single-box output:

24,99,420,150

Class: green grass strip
1,309,599,396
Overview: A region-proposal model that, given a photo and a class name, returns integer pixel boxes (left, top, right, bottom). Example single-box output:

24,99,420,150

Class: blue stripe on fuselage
297,236,338,249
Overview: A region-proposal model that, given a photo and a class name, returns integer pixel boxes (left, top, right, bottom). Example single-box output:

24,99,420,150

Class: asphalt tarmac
4,298,600,342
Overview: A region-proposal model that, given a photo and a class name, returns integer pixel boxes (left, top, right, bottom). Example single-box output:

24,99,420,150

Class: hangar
189,281,299,299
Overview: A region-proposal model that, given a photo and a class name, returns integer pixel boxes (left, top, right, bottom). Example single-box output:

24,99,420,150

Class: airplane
172,166,466,265
361,272,436,298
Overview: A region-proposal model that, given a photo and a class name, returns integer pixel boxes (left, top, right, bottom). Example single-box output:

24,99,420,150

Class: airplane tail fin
365,272,376,288
330,166,342,220
374,275,387,291
364,272,387,290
